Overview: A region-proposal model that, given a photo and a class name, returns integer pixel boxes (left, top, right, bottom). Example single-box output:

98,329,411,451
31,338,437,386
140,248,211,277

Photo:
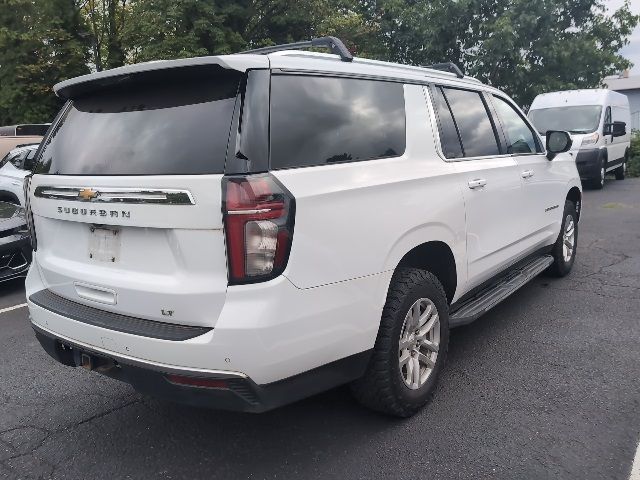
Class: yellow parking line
0,303,27,314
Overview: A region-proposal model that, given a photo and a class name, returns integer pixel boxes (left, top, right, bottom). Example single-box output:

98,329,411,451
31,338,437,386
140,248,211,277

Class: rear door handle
468,178,487,189
521,170,534,179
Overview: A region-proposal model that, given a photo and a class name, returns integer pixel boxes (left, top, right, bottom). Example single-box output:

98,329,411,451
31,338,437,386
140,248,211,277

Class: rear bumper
575,148,602,180
26,257,389,411
33,322,370,413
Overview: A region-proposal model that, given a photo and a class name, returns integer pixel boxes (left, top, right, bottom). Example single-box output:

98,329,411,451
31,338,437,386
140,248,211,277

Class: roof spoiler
241,36,353,63
426,62,464,78
53,56,264,100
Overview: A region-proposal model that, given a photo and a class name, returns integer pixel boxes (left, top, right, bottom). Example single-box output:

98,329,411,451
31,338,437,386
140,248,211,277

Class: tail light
23,176,37,251
222,174,295,284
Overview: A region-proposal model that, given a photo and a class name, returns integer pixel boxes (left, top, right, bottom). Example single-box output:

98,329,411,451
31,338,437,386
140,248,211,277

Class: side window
441,87,501,157
492,96,541,154
431,87,463,159
604,106,612,126
270,76,406,169
24,150,37,171
611,106,627,124
10,151,28,169
0,152,17,169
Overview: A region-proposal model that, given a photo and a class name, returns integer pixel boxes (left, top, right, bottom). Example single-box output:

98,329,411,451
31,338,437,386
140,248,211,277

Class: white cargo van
528,89,630,189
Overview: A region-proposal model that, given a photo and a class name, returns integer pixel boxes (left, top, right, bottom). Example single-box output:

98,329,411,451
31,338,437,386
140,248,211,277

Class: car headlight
580,133,599,146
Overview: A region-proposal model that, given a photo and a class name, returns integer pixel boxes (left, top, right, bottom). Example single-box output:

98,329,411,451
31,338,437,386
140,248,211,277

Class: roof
529,89,629,109
603,75,640,92
54,49,491,100
268,51,485,89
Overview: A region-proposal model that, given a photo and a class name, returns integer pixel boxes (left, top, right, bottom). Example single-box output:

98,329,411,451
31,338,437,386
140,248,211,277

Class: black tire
547,200,578,277
615,161,626,180
590,157,606,190
351,268,449,417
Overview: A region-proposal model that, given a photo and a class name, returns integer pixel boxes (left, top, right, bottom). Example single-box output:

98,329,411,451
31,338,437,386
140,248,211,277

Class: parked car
0,124,49,160
0,144,39,205
0,202,31,282
24,37,581,417
528,89,630,189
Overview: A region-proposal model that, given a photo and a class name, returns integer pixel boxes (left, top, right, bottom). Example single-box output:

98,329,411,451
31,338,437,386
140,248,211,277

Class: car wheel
351,268,449,417
615,161,626,180
591,160,605,190
547,200,578,277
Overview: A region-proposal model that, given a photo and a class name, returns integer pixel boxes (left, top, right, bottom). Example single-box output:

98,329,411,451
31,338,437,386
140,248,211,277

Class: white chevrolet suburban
25,37,581,417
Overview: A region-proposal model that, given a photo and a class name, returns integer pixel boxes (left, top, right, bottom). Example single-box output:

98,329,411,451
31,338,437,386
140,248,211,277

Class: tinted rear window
35,68,240,175
270,75,405,169
441,87,500,158
432,87,464,159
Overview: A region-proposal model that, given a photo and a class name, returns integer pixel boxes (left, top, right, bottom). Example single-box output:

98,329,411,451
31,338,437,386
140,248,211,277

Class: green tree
122,0,247,62
462,0,640,107
362,0,639,107
0,0,89,124
82,0,128,71
120,0,378,62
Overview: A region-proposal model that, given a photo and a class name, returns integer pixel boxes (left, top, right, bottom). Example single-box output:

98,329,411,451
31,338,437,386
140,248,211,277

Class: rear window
270,75,405,169
35,68,240,175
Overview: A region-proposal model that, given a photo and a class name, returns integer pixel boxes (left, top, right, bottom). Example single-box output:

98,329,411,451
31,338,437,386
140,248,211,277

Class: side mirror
546,130,572,160
604,121,626,137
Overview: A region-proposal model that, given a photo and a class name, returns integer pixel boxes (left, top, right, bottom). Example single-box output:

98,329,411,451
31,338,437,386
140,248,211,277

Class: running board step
449,255,553,327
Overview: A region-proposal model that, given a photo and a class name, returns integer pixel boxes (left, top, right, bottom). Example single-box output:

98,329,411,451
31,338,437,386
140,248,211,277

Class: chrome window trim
34,186,195,205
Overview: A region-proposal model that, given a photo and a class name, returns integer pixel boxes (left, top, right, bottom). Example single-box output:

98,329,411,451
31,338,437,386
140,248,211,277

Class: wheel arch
0,190,20,205
394,241,458,304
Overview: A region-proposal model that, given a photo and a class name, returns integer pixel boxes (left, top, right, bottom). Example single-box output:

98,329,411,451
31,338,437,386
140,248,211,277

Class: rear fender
382,223,465,304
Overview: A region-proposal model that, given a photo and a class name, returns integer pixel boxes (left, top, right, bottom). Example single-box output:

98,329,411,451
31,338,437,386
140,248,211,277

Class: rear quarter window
270,75,406,169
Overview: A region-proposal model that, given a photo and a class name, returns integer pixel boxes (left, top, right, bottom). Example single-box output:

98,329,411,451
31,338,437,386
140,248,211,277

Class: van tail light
222,174,295,284
23,176,37,251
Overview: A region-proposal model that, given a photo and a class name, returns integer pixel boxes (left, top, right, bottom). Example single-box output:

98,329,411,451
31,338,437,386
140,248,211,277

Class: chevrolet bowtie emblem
78,188,98,201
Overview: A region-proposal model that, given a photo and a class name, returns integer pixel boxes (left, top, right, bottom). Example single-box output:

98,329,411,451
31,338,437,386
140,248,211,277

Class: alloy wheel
562,215,575,263
398,298,440,390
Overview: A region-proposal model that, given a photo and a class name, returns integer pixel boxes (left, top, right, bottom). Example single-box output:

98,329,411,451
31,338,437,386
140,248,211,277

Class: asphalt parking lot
1,178,639,480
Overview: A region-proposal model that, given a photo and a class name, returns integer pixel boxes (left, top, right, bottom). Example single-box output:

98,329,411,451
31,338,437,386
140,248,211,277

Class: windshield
528,105,603,135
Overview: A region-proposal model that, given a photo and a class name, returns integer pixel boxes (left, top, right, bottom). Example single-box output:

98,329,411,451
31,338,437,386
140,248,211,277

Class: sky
607,0,640,74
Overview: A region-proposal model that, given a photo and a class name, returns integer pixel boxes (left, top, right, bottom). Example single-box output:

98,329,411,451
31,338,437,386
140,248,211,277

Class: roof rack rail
426,62,464,78
240,36,353,63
